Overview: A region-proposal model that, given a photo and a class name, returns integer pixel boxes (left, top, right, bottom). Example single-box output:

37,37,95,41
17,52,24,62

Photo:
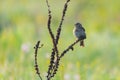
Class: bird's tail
80,40,84,47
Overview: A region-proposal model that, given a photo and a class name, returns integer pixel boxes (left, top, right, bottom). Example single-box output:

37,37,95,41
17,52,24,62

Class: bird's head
75,22,82,28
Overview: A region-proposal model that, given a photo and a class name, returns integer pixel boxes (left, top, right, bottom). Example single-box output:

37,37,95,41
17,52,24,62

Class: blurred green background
0,0,120,80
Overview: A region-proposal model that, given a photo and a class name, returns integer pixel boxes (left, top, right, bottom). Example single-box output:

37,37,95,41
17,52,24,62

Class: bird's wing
81,27,85,31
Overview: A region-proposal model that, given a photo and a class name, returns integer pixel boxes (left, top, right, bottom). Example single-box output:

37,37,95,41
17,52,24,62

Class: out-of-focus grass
0,0,120,80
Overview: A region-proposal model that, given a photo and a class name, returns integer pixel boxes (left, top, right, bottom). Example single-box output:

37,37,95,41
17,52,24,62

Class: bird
73,22,86,47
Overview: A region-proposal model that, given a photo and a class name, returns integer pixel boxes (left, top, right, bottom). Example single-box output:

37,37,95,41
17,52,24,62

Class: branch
60,39,80,58
49,58,60,78
34,41,43,80
46,0,59,79
50,39,80,79
46,0,59,55
55,0,70,45
46,0,71,79
46,48,56,80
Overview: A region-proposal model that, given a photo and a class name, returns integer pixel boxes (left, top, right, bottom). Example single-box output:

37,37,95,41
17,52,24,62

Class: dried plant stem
49,39,80,79
34,41,43,80
46,49,55,79
46,0,59,79
49,58,60,78
55,0,70,45
46,0,59,54
60,39,80,58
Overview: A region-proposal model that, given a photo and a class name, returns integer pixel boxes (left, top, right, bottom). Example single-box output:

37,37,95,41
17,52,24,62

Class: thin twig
55,0,70,45
46,0,71,79
46,0,60,79
46,0,59,79
60,39,80,58
46,0,59,54
50,39,80,78
49,58,60,78
46,48,56,80
34,41,43,80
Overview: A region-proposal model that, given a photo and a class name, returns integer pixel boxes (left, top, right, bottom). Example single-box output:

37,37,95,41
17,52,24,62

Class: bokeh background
0,0,120,80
